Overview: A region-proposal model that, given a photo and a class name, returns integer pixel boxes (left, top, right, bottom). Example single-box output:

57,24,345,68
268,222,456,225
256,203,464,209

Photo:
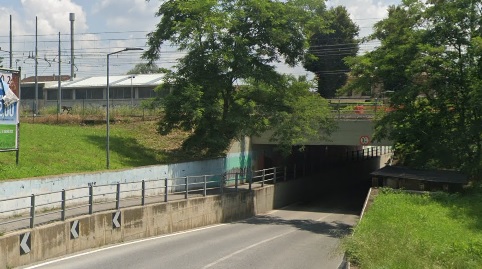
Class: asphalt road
20,200,358,269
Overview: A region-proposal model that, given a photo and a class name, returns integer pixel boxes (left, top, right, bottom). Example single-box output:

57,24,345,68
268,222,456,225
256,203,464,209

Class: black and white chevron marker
113,211,121,228
20,232,31,255
71,220,79,239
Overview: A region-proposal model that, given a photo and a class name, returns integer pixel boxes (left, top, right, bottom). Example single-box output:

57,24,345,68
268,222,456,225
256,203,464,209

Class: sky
0,0,400,80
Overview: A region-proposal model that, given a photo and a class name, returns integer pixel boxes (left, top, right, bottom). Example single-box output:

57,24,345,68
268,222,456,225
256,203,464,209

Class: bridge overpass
253,120,391,146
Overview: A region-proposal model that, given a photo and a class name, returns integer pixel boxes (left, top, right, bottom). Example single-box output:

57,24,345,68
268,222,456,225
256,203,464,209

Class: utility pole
9,15,13,69
70,13,75,80
58,32,62,114
34,16,38,115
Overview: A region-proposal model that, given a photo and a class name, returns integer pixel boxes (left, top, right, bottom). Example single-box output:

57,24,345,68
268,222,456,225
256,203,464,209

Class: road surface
20,200,358,269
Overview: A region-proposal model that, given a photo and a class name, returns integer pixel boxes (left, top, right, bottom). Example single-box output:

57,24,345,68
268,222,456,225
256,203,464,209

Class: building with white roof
21,73,165,110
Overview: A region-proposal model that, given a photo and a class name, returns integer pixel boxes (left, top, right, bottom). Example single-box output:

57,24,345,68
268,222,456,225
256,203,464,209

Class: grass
344,188,482,269
0,120,200,181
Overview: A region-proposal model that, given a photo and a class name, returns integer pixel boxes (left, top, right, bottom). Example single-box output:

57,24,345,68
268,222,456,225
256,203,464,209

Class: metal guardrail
330,102,391,120
0,167,297,233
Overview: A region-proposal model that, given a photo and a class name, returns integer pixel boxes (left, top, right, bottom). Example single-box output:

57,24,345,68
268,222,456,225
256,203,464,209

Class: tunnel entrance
252,144,388,214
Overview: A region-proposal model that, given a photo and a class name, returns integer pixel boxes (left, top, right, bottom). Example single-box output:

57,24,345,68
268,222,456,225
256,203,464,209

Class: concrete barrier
0,178,308,269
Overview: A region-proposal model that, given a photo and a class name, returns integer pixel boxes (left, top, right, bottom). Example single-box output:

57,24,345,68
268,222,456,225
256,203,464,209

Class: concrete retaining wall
0,138,254,218
0,178,307,269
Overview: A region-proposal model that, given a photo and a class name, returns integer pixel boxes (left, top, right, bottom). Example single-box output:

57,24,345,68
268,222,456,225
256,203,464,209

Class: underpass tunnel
251,144,389,214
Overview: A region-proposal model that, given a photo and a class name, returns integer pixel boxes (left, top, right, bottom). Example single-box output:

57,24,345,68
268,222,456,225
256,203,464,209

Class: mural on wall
225,137,252,181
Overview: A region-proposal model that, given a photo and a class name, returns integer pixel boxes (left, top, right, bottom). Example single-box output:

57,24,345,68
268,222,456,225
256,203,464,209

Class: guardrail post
116,183,121,210
185,176,189,199
293,164,297,180
141,180,146,206
203,175,207,197
249,175,252,190
89,185,94,214
220,173,225,194
261,169,265,187
235,173,239,192
30,194,35,228
61,189,66,221
164,178,168,202
273,167,277,184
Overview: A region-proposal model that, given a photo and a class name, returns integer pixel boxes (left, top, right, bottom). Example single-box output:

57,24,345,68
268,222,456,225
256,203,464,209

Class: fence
0,166,290,234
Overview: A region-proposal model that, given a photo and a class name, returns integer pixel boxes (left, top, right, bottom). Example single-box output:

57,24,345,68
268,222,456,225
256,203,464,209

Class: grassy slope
0,121,193,180
344,188,482,269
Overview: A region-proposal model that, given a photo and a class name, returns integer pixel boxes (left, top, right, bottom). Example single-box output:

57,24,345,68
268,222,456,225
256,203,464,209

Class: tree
304,6,359,98
127,63,169,74
144,0,335,156
343,0,482,176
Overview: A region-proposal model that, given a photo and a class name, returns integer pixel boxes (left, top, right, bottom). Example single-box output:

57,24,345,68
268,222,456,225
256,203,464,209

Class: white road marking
22,223,228,269
202,214,333,269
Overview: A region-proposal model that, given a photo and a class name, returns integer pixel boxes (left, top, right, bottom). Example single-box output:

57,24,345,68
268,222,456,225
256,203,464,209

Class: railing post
293,164,297,180
89,185,94,214
249,174,252,191
61,189,66,221
164,178,168,202
262,169,265,187
185,176,189,199
235,173,239,192
220,173,225,194
284,166,287,181
116,183,121,210
203,175,207,197
141,180,146,206
273,167,277,184
30,194,35,228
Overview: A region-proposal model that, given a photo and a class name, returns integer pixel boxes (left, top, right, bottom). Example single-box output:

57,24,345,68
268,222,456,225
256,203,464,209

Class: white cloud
90,0,159,32
328,0,396,37
20,0,88,35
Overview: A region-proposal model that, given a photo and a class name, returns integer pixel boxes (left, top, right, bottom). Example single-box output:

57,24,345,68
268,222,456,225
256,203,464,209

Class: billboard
0,69,20,150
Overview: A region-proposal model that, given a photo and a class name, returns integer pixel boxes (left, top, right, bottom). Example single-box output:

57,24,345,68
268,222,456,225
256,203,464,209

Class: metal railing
0,166,299,233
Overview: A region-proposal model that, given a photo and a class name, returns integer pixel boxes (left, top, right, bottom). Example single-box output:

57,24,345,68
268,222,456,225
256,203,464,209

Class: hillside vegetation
0,120,194,181
344,188,482,268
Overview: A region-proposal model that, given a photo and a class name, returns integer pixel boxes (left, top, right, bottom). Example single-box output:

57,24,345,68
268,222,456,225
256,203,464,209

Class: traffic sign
71,220,79,239
360,135,370,145
113,211,121,228
20,232,31,255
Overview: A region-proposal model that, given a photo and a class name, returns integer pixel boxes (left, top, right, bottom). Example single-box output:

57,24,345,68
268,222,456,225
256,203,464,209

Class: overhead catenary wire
1,28,381,78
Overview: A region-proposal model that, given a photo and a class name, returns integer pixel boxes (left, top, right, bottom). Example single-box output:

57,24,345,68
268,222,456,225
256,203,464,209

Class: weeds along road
20,199,358,269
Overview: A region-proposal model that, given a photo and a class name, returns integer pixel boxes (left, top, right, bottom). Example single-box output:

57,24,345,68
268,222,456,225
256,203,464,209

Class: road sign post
0,68,20,164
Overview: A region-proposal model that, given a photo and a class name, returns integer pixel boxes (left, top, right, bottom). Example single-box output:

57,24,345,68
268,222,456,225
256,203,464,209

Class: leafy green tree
127,63,169,74
144,0,335,156
343,0,482,176
304,6,359,98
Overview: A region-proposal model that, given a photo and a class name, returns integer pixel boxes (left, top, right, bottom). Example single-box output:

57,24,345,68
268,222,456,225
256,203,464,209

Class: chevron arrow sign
71,220,79,239
113,211,121,228
20,232,31,255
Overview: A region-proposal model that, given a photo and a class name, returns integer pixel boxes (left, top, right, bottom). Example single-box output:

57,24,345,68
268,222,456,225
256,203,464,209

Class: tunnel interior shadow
239,215,353,238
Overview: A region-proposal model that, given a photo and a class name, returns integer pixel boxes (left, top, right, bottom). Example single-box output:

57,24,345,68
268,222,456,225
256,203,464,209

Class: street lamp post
106,47,143,169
